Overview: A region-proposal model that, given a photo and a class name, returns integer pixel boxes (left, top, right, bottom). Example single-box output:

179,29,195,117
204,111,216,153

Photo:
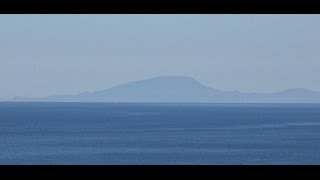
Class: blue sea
1,102,320,164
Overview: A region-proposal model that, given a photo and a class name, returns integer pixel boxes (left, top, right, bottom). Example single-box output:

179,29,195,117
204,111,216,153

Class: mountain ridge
8,76,320,103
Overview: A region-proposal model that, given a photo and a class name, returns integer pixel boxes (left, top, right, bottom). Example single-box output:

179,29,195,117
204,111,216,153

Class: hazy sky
1,14,320,99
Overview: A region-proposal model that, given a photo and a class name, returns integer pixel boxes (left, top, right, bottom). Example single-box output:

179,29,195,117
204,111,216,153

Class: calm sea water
1,102,320,164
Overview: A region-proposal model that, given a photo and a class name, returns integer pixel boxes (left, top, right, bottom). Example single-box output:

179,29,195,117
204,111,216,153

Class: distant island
9,76,320,103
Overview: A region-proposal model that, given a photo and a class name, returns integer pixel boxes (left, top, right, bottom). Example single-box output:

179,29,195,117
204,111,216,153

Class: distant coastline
7,76,320,103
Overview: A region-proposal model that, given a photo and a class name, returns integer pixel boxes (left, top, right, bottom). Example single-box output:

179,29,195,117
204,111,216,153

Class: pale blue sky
1,14,320,99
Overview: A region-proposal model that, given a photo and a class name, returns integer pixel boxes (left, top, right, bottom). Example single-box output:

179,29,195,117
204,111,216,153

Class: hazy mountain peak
8,76,320,103
103,76,210,92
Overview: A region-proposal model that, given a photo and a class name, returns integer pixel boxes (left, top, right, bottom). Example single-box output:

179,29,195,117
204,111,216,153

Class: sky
1,14,320,99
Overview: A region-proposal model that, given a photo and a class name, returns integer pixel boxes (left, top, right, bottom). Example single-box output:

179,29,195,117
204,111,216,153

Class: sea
1,102,320,165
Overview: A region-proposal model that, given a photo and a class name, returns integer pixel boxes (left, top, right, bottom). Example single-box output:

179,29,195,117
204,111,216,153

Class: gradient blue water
1,102,320,164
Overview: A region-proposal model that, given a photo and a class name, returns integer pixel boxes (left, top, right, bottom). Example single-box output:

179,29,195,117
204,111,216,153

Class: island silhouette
11,76,320,103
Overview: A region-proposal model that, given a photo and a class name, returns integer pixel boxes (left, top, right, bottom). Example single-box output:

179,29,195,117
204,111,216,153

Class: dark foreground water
1,102,320,164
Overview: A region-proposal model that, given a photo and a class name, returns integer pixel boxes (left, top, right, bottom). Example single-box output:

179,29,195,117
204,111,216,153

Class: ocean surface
1,102,320,165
